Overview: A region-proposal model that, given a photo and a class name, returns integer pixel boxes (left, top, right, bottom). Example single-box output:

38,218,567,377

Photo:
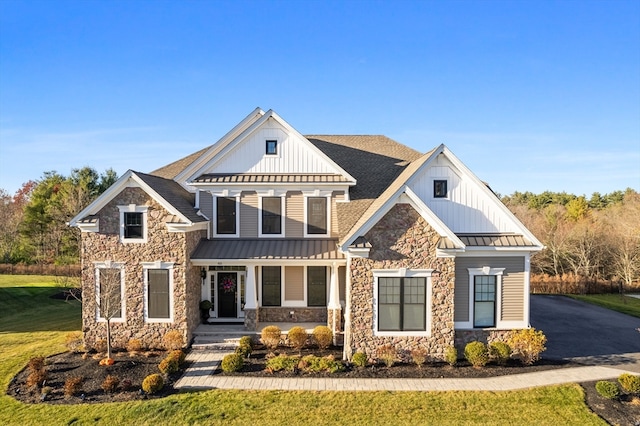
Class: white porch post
244,264,257,309
328,262,340,309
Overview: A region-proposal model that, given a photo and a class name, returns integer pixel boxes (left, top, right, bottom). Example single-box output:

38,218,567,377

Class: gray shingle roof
151,146,210,180
191,239,345,260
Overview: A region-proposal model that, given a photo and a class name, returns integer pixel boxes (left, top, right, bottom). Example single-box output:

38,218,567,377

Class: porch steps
191,324,255,351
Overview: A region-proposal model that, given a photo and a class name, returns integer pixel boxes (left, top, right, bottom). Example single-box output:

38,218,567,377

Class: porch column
327,262,342,344
243,264,258,331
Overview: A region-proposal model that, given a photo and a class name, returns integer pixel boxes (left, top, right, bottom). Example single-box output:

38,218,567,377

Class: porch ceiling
191,238,346,261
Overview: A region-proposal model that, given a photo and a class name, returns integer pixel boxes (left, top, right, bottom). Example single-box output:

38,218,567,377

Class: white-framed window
95,261,125,322
214,196,239,237
118,205,148,243
259,196,284,237
433,179,448,199
467,267,505,329
261,265,282,306
373,268,433,336
307,266,327,307
304,195,331,237
142,261,174,323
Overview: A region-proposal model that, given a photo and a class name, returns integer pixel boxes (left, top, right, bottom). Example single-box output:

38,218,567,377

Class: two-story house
69,108,543,360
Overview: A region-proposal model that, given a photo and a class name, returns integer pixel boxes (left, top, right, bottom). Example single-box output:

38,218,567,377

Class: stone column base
244,309,258,331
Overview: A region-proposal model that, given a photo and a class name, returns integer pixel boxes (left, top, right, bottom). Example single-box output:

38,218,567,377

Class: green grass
568,293,640,318
0,275,606,425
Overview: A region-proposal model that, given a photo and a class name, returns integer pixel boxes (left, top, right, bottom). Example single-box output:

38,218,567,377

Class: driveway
530,295,640,372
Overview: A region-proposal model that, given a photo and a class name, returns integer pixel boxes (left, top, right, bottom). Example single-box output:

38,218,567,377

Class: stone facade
454,329,513,352
259,307,327,323
347,203,456,362
81,187,206,350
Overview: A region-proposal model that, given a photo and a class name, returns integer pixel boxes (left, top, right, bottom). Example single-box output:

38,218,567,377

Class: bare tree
98,265,123,359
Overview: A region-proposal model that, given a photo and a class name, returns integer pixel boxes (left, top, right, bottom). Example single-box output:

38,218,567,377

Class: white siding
408,156,522,234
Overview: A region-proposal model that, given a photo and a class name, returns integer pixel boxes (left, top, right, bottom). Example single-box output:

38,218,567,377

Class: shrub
120,379,132,391
162,330,184,351
94,339,107,353
489,342,512,365
265,354,298,372
65,331,84,353
142,373,164,394
618,373,640,393
26,369,47,388
352,352,367,368
221,353,244,373
377,345,397,367
101,375,120,393
158,357,179,374
288,326,308,351
445,346,458,367
508,328,547,365
595,381,620,400
126,339,143,353
64,376,84,397
27,356,45,373
298,355,344,373
236,336,253,358
411,348,428,367
166,349,186,366
261,325,282,351
464,341,489,368
312,325,333,350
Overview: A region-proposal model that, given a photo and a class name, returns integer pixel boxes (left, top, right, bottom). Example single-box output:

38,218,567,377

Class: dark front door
217,272,237,318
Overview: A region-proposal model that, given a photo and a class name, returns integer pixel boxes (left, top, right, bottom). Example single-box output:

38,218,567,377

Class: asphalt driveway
530,295,640,372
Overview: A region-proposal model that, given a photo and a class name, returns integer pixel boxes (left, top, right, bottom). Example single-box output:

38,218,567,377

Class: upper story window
261,197,282,235
216,197,237,235
118,205,148,243
266,139,277,155
307,197,328,235
434,180,448,198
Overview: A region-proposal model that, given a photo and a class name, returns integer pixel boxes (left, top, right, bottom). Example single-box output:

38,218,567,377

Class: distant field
0,275,606,425
568,294,640,318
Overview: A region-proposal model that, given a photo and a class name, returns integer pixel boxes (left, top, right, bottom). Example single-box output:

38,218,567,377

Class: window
96,267,124,321
216,197,236,235
378,277,426,331
262,266,281,306
147,269,171,320
307,197,327,235
118,205,148,243
262,197,282,234
307,266,326,307
474,275,496,327
124,213,143,238
434,180,448,198
266,139,277,155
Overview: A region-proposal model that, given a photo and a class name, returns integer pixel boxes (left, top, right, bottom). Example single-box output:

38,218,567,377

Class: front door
217,272,238,318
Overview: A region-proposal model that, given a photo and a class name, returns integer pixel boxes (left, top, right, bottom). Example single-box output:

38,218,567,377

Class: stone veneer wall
81,187,206,350
454,329,513,353
348,203,456,362
259,307,327,323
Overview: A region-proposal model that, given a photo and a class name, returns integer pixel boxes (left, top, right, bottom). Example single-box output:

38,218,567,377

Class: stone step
191,342,238,351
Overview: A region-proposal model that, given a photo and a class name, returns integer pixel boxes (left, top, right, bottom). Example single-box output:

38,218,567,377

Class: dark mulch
8,346,640,426
8,351,185,405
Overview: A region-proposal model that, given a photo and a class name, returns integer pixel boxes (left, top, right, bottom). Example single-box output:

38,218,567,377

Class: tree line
0,167,117,265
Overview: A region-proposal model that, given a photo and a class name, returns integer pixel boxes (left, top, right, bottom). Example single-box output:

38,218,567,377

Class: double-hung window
118,205,148,243
216,197,237,235
262,266,281,306
378,277,427,331
143,262,174,322
307,197,327,235
474,275,496,327
124,213,143,238
96,264,124,322
307,266,327,307
261,197,282,235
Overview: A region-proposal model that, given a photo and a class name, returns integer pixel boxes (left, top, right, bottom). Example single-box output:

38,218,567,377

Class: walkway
174,350,635,392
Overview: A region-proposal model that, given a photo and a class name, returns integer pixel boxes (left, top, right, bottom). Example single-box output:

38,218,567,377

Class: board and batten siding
240,191,258,238
285,266,304,301
454,256,525,323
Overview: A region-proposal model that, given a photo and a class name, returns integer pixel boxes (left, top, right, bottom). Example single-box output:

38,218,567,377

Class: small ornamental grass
618,373,640,394
445,346,458,367
489,341,512,365
464,341,489,368
312,325,333,350
101,375,120,393
27,356,45,372
265,354,298,373
298,355,345,373
141,373,164,394
376,345,397,367
64,376,83,397
26,368,47,388
126,338,143,354
352,352,367,368
261,325,282,351
411,348,428,368
508,328,547,365
595,381,620,400
287,326,308,352
221,353,244,373
162,330,184,351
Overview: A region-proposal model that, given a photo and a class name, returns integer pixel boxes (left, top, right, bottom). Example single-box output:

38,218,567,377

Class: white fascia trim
94,261,126,323
191,259,347,267
346,247,370,258
77,221,99,233
166,221,209,233
142,261,175,323
258,195,285,238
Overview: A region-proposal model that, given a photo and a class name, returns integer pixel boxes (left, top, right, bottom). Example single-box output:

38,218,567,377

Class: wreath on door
221,276,236,293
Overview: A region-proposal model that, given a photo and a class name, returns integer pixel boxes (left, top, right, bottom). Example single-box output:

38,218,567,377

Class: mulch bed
7,346,640,425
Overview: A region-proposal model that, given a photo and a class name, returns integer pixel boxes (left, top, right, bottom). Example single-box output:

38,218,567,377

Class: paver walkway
174,350,635,392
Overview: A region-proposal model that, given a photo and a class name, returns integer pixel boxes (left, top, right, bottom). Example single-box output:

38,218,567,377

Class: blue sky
1,0,638,197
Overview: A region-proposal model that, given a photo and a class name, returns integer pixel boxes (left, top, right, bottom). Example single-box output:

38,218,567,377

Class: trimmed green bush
287,326,308,351
464,341,489,368
298,355,344,373
236,336,253,358
162,330,184,351
595,381,620,400
488,341,512,365
312,325,333,350
261,325,282,351
508,328,547,365
266,354,298,372
142,373,164,394
445,346,458,367
158,356,179,374
166,349,186,366
618,373,640,393
352,352,367,368
221,353,244,373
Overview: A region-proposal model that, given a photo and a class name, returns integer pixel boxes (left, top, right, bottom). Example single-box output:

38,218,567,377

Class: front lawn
568,293,640,318
0,275,606,425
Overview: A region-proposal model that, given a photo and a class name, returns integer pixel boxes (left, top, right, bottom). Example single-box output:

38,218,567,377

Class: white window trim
118,204,148,243
213,195,240,238
94,261,126,322
303,193,331,238
258,195,285,238
372,268,433,337
142,261,175,323
431,178,449,200
463,267,505,330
